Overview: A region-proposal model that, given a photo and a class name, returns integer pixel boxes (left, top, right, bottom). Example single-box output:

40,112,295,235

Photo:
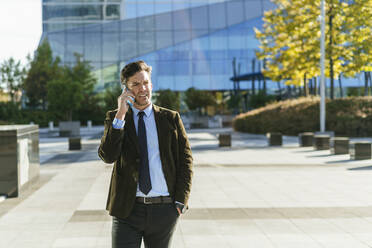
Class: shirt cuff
112,118,125,129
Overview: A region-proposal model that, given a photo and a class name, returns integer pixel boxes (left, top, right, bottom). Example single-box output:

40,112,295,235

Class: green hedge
0,102,105,127
233,96,372,137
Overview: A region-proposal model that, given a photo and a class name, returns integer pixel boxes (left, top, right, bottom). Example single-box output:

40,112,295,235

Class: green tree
154,89,180,111
184,87,216,113
47,53,97,121
0,57,26,102
23,39,62,109
103,83,122,111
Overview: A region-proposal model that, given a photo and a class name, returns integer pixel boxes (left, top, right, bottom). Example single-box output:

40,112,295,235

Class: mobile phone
122,85,134,107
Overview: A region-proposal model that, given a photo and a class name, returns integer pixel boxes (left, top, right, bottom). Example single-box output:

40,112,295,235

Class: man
98,60,193,248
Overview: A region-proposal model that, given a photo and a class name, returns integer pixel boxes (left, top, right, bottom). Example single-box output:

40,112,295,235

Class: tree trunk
338,74,343,98
309,79,313,95
304,73,309,97
329,10,335,99
277,81,282,98
368,72,372,92
365,71,369,96
314,77,318,96
252,59,256,95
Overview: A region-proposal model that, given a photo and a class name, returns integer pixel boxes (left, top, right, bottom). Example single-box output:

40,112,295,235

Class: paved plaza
2,127,372,247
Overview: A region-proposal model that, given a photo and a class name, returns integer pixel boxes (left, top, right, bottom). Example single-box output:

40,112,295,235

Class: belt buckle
143,197,152,204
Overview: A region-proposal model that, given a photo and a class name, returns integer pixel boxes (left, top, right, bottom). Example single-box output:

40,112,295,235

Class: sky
0,0,42,66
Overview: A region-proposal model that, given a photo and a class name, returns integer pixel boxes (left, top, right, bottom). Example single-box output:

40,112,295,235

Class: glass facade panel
138,16,155,31
208,3,226,30
156,31,173,50
154,3,172,14
124,3,137,18
227,1,245,26
66,31,84,62
155,13,172,31
84,30,102,62
103,32,119,62
191,6,208,30
120,32,138,60
138,31,155,54
174,30,191,44
42,0,276,91
173,9,191,30
244,0,262,18
137,2,154,16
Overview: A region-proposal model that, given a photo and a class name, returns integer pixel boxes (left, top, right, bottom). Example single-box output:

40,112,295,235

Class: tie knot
138,111,145,118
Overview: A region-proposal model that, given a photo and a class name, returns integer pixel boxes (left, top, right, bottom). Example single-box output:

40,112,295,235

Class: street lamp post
320,0,326,132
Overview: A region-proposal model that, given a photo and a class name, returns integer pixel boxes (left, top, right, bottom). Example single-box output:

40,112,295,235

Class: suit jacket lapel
125,108,140,154
153,104,166,157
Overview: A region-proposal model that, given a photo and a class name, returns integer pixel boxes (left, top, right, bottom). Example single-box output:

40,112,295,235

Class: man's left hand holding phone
112,85,135,129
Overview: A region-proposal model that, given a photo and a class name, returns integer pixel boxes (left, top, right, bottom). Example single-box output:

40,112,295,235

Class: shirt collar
132,102,153,118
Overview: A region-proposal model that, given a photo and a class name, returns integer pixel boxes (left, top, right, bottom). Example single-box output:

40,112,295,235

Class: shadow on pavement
348,165,372,170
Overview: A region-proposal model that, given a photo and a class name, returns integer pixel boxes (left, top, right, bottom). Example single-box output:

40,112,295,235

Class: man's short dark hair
120,60,152,86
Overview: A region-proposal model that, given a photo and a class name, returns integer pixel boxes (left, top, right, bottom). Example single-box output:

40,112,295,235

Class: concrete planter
331,137,349,155
0,125,40,197
219,133,231,147
69,137,81,150
350,142,372,160
59,121,80,137
299,132,314,147
267,132,282,146
314,135,330,150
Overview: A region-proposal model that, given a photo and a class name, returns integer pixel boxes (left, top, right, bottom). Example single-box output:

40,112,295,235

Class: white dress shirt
112,103,170,197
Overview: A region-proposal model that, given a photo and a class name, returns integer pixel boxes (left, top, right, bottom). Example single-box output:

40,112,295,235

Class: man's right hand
115,89,135,120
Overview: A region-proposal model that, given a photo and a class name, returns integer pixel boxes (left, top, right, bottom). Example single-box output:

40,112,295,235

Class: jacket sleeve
98,110,124,164
174,112,193,205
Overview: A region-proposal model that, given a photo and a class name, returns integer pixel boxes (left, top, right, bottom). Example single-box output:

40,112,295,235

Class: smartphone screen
122,85,134,107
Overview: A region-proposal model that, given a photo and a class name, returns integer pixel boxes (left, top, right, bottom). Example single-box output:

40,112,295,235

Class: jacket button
136,158,140,163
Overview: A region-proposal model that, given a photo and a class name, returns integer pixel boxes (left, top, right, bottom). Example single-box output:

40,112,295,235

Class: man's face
126,70,153,109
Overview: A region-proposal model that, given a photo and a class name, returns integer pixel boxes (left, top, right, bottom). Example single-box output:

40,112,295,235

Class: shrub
233,96,372,137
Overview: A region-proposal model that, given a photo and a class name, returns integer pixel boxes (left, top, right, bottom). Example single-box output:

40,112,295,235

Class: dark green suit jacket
98,104,193,219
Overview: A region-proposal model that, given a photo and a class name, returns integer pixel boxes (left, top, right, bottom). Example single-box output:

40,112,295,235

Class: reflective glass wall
42,0,276,91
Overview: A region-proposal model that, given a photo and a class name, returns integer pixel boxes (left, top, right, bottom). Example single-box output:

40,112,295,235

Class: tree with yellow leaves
255,0,371,99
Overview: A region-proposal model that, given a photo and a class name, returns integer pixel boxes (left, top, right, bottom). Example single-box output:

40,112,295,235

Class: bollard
87,120,92,130
314,135,330,150
331,137,349,155
69,137,81,150
219,133,231,147
299,132,314,147
267,132,282,146
49,121,54,131
350,142,372,160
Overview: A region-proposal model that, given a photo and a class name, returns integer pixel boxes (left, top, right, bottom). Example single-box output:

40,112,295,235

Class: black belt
136,196,173,204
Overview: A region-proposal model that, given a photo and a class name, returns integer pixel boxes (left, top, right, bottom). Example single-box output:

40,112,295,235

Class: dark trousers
112,202,180,248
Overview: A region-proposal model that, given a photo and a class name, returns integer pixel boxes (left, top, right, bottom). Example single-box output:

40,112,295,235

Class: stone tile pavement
1,127,372,247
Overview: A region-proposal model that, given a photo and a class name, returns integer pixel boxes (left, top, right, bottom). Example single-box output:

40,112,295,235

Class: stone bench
267,132,282,146
331,137,349,155
350,142,372,160
299,132,314,147
218,134,231,147
69,137,81,150
314,135,330,150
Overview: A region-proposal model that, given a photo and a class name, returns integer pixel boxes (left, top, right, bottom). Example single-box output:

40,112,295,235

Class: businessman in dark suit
98,60,193,248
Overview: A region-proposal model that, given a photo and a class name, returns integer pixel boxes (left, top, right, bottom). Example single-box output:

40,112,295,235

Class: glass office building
41,0,276,91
